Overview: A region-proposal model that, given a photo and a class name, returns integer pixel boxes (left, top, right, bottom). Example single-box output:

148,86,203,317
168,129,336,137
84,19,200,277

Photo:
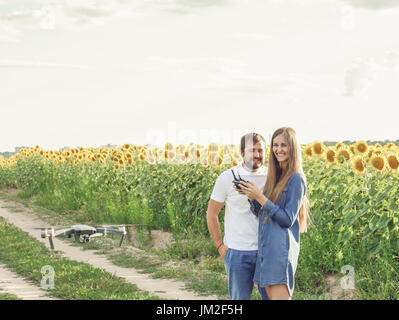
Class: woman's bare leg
265,284,291,300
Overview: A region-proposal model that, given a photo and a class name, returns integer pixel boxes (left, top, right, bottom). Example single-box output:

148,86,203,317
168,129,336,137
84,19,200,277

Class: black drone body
231,169,249,190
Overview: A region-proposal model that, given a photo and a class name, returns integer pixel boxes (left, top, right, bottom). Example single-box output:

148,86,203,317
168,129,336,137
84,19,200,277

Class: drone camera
80,235,90,243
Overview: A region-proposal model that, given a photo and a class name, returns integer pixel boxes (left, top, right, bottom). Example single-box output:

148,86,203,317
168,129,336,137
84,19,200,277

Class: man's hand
207,199,226,258
218,243,229,260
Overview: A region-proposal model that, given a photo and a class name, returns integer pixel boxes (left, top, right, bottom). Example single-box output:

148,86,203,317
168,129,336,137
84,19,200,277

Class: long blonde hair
262,127,311,233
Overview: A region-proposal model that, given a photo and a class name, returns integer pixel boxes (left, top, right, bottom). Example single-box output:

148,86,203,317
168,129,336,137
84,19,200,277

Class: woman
234,127,310,300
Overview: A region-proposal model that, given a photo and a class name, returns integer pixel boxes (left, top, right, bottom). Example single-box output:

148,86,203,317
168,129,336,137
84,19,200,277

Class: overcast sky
1,0,399,152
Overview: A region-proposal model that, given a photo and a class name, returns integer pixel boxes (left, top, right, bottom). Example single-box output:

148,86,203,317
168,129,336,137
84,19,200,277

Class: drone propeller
94,223,143,228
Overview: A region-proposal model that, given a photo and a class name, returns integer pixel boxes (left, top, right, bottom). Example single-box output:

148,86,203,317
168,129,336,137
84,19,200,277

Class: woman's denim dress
249,172,306,297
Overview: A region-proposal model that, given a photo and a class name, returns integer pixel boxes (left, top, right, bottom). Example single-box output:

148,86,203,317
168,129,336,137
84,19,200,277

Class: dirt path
0,199,218,300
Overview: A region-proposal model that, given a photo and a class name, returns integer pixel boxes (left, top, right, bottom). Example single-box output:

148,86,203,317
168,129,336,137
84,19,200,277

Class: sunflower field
1,140,399,298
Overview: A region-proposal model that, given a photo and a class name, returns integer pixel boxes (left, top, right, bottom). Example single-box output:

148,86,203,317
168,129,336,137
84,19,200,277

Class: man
206,133,269,300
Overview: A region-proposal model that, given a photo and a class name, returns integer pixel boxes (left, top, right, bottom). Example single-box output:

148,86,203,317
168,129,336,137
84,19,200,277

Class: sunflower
186,152,199,164
354,141,368,155
312,141,324,157
125,153,132,159
195,147,202,159
325,149,336,164
335,142,344,150
370,155,385,171
176,152,187,164
352,156,365,175
158,148,168,163
303,145,313,158
384,142,395,149
185,146,197,159
165,142,174,151
165,150,176,163
386,153,399,172
367,147,374,158
198,147,209,161
138,152,146,162
147,155,156,165
114,164,120,171
209,151,223,167
208,142,219,153
184,148,190,158
336,149,351,163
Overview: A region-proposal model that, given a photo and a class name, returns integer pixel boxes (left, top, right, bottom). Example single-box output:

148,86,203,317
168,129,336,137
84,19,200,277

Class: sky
1,0,399,152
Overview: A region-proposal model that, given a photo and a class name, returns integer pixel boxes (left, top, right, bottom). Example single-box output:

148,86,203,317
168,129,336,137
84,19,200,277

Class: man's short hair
240,133,266,155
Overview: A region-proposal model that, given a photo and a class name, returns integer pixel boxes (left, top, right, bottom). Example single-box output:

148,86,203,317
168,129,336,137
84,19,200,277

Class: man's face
242,140,266,170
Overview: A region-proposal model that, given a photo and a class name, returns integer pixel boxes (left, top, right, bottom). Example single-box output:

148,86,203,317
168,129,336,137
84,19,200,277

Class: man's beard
244,158,262,170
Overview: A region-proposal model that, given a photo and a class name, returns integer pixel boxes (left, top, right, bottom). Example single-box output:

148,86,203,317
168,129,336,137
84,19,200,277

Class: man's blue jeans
224,248,269,300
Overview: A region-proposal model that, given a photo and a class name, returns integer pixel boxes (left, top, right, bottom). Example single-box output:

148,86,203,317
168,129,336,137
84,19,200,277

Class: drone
40,224,127,250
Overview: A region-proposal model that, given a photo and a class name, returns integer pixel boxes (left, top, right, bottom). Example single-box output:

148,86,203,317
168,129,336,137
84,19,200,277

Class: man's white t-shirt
210,163,267,251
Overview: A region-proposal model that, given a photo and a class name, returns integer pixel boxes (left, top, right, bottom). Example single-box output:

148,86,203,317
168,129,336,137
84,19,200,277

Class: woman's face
272,134,290,163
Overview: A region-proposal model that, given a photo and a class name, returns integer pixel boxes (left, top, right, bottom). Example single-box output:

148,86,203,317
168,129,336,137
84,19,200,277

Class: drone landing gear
48,237,55,250
118,233,126,247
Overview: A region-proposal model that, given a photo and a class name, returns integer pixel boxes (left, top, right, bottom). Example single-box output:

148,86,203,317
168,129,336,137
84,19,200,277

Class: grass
0,216,159,300
0,289,20,300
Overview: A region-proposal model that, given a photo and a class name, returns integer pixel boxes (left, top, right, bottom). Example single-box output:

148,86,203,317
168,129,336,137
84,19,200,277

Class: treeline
323,139,399,147
0,152,15,159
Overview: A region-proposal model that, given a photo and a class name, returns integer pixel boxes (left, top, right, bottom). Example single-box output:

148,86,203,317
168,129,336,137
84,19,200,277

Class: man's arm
206,199,228,259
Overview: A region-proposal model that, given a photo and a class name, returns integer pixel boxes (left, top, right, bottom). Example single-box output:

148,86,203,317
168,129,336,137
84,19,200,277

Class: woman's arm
259,173,306,228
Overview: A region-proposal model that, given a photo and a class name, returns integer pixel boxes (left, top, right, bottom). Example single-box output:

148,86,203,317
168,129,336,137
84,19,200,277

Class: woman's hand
233,181,262,201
